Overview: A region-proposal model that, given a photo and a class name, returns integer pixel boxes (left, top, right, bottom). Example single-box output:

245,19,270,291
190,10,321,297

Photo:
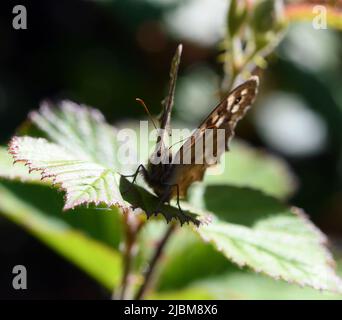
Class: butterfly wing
168,76,259,198
159,44,182,135
151,44,182,163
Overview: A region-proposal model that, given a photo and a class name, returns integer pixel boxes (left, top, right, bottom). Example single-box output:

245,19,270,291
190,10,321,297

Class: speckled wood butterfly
130,45,259,225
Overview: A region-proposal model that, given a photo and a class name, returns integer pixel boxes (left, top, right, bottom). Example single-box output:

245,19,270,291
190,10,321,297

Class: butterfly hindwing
167,76,259,198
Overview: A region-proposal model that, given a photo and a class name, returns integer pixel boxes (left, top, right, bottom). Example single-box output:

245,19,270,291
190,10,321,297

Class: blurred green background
0,0,342,299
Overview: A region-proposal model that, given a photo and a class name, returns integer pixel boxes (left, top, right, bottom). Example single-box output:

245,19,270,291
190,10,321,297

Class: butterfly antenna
169,137,187,150
136,98,158,130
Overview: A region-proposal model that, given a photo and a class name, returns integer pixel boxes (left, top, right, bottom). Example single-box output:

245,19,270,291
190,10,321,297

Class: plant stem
113,209,143,300
135,224,176,300
221,35,260,97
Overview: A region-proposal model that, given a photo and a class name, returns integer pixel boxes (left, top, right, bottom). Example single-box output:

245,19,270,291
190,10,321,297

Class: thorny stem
113,209,143,300
135,224,176,300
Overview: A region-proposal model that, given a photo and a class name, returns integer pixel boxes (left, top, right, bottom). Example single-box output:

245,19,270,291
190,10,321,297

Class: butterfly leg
120,164,147,195
172,183,184,216
121,164,147,181
154,183,184,215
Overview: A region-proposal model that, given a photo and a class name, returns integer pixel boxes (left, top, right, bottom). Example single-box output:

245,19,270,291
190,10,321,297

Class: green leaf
9,136,126,211
29,100,121,169
151,271,342,300
0,147,43,183
141,217,342,299
189,185,342,293
141,219,342,298
0,180,122,290
0,178,124,249
6,100,200,225
203,141,297,199
17,101,129,211
0,145,125,249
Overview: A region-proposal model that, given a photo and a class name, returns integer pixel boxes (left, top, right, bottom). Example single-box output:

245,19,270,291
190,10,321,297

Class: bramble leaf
28,100,122,169
0,147,43,183
187,185,342,293
5,101,200,225
9,136,126,211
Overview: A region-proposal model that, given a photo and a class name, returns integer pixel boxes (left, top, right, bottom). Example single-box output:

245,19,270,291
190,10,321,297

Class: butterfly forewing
159,44,182,136
147,45,182,168
143,45,182,198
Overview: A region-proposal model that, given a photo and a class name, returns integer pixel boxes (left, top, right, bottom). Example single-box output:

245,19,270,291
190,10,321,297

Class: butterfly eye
234,96,242,104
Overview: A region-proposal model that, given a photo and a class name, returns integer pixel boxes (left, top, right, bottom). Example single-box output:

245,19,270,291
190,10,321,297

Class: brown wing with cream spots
167,76,259,198
204,76,259,136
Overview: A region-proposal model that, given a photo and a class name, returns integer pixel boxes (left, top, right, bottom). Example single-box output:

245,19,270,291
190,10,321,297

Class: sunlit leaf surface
9,136,125,210
189,185,342,293
6,101,201,225
0,147,43,183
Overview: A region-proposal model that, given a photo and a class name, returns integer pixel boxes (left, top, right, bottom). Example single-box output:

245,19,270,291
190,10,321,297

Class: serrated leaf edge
192,205,342,293
8,136,129,213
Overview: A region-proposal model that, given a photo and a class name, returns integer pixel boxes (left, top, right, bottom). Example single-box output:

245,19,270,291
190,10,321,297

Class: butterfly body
143,161,173,200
